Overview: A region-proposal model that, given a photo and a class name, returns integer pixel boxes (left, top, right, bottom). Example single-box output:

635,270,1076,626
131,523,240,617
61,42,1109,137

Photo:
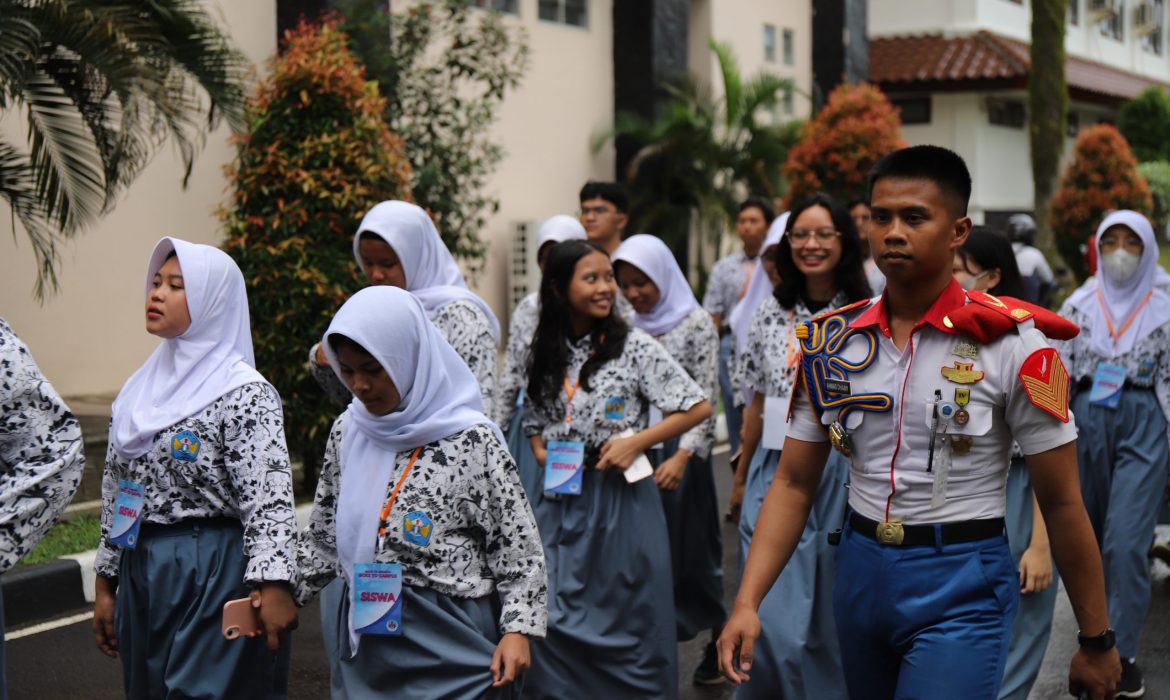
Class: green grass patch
15,515,101,569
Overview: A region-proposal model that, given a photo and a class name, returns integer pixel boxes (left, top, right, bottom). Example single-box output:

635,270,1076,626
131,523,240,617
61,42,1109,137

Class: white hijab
110,238,268,460
728,212,790,357
1066,210,1170,357
323,286,501,654
613,234,699,336
354,200,500,339
537,214,587,252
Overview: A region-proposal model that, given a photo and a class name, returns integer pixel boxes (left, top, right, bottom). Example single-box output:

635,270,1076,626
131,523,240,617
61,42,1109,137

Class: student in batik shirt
521,239,711,699
1054,210,1170,698
0,318,84,698
731,193,871,700
310,200,499,418
613,234,726,686
93,238,297,698
497,216,586,500
297,286,546,699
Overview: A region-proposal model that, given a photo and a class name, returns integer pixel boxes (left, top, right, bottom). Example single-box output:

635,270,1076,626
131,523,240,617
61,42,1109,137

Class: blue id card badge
544,440,585,495
1089,362,1126,409
353,562,404,636
110,479,145,549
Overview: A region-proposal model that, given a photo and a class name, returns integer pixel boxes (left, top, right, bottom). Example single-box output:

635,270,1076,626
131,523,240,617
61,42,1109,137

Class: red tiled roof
870,31,1166,102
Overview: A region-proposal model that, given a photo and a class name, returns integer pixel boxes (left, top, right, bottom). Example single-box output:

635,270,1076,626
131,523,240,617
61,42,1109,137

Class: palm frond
0,141,61,299
708,37,742,128
23,70,106,233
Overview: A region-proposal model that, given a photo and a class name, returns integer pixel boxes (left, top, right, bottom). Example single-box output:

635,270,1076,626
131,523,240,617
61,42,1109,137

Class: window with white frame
1070,0,1080,24
471,0,518,12
1136,0,1165,54
783,28,795,65
1099,0,1125,40
539,0,587,27
764,24,777,62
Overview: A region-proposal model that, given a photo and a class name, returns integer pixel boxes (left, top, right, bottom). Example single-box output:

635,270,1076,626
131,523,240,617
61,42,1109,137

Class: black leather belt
849,512,1005,547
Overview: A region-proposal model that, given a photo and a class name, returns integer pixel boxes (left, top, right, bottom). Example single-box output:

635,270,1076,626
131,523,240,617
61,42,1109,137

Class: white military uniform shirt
787,282,1078,525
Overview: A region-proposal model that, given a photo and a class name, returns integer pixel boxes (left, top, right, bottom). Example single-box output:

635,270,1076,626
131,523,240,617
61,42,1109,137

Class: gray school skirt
115,517,290,699
322,578,521,700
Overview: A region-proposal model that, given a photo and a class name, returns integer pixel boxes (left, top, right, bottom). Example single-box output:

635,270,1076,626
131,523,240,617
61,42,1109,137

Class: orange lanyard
563,376,582,423
784,310,801,377
377,447,423,541
1097,287,1152,348
737,260,755,300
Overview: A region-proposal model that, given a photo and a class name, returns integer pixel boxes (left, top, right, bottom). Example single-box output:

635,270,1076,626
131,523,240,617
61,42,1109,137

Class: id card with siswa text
1089,362,1126,409
353,562,403,636
110,479,145,549
545,440,585,495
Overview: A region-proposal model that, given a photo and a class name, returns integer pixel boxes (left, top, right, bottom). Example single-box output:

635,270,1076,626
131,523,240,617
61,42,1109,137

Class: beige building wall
467,0,616,325
0,1,277,400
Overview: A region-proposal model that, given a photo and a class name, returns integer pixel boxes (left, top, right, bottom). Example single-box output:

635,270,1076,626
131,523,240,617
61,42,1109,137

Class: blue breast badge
170,430,201,462
604,396,627,420
402,511,434,547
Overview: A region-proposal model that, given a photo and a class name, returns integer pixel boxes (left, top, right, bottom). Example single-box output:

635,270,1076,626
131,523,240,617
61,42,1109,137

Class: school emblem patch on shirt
170,431,201,462
1019,347,1070,423
604,396,627,420
402,511,434,547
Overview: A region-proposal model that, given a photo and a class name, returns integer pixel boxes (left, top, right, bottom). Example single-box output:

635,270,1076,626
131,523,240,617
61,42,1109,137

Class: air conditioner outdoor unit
508,220,542,315
1087,0,1118,20
1133,1,1160,36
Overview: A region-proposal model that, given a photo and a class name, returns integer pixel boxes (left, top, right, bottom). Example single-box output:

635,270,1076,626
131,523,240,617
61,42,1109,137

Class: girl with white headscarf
310,200,501,419
613,234,726,676
731,193,873,700
497,215,586,499
1056,210,1170,694
92,238,297,697
296,286,546,699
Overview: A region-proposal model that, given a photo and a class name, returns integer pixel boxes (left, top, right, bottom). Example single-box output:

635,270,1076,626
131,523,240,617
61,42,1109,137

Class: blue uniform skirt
525,468,677,699
649,438,726,641
1073,388,1169,660
505,404,543,502
323,580,518,700
998,457,1058,700
736,447,850,700
115,517,290,700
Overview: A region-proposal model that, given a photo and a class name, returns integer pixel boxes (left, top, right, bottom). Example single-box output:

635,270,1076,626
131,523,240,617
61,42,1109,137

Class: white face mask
958,270,990,292
1101,249,1141,282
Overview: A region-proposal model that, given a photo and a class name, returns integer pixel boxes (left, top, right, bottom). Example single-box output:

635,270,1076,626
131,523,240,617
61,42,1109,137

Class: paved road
7,449,1168,699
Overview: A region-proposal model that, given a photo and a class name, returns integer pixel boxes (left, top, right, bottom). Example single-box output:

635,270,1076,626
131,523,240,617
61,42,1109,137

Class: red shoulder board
942,291,1079,344
1018,347,1071,422
808,298,873,324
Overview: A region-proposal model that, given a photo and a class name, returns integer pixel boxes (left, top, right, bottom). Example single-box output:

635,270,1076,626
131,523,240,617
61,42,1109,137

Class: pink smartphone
222,597,261,640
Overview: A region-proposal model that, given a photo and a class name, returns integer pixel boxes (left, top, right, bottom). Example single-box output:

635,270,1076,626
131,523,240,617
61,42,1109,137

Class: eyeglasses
579,206,614,217
788,228,841,244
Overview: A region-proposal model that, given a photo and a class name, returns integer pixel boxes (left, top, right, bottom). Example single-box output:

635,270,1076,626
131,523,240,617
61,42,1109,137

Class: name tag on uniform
110,479,145,549
1089,362,1126,409
647,405,664,450
761,395,790,451
353,562,403,636
545,440,585,495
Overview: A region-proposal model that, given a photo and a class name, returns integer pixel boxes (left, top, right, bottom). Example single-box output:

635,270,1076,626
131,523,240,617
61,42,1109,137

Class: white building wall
0,1,276,399
872,0,1170,82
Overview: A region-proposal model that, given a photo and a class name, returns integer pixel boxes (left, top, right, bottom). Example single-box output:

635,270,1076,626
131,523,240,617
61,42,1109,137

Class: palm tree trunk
1029,0,1068,267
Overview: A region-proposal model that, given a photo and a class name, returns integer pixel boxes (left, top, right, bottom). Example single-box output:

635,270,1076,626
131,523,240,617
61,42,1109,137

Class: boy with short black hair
719,145,1121,699
578,181,629,256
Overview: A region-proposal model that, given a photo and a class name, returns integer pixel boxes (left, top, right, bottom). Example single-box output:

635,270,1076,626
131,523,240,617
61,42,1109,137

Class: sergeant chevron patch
1019,347,1070,422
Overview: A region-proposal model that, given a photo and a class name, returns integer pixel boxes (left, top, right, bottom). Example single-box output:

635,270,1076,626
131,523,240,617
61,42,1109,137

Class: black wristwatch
1077,628,1116,650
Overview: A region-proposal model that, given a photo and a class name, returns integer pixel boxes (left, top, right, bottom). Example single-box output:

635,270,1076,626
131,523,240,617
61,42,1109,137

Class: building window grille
988,100,1026,129
783,28,795,65
892,97,932,125
471,0,518,12
764,24,776,62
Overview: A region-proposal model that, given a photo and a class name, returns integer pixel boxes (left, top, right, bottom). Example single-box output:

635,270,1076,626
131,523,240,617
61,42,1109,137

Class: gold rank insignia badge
952,340,979,360
941,361,985,384
875,520,905,545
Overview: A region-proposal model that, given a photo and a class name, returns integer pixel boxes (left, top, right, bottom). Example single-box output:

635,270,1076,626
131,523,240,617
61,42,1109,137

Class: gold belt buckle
875,520,905,546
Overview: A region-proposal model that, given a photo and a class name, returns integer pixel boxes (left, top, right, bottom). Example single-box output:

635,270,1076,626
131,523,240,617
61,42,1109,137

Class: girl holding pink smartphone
92,238,298,698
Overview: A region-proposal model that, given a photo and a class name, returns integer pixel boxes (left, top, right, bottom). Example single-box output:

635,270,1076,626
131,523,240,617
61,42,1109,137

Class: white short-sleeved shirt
787,282,1078,525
